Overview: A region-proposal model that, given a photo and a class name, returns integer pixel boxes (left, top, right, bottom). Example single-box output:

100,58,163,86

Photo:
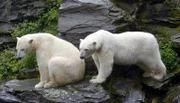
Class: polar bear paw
44,81,58,89
90,78,106,84
152,73,164,81
91,76,97,79
35,82,44,89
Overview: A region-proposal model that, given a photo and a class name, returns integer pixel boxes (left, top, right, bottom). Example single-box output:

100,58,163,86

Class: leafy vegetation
0,0,61,80
159,41,180,70
0,49,37,80
12,0,61,37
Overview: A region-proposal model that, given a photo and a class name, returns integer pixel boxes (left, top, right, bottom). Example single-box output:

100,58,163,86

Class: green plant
11,0,62,38
159,41,180,70
0,49,37,80
0,49,21,80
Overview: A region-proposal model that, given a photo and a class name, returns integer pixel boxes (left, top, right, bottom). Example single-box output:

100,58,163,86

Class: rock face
0,79,109,103
138,0,180,26
0,34,15,50
58,0,133,46
0,0,45,34
163,84,180,103
113,79,145,103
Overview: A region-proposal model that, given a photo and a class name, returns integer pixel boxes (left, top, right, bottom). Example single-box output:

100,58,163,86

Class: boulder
0,34,15,49
137,0,180,27
171,32,180,49
0,0,45,34
113,79,145,103
58,0,133,46
0,79,109,103
163,84,180,103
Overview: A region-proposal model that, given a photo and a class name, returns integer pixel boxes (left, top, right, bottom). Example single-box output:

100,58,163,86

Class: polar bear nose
17,56,22,60
80,56,85,59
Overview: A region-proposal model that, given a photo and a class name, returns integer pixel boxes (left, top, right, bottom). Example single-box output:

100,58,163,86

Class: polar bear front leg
92,54,100,79
35,65,49,89
90,53,114,84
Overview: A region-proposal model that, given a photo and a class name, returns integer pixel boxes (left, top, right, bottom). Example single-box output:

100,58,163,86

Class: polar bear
79,30,166,84
16,33,85,88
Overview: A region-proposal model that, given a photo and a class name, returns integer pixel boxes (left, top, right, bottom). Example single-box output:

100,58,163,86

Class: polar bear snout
17,50,26,59
80,51,86,59
80,49,90,59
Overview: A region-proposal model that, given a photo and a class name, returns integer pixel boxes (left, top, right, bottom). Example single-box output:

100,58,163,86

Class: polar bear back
24,33,81,59
92,30,160,65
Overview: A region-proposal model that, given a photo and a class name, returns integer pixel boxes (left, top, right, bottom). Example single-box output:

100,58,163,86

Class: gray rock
113,79,145,103
1,79,109,103
0,92,21,103
58,0,132,46
0,0,45,34
171,32,180,48
163,85,180,103
0,35,14,45
138,0,180,26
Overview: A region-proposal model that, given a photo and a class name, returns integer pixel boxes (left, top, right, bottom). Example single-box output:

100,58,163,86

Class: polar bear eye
21,49,25,51
84,49,88,51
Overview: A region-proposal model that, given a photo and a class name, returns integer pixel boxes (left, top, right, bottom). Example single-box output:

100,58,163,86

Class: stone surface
58,0,132,46
138,0,180,26
0,79,109,103
171,31,180,49
163,85,180,103
113,79,145,103
0,35,14,46
0,0,45,34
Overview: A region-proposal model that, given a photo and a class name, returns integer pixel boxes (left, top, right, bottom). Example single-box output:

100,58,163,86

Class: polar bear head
16,36,35,59
79,38,100,59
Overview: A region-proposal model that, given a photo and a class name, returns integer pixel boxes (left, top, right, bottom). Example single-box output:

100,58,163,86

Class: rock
0,92,21,103
0,79,109,103
163,85,180,103
113,79,145,103
17,69,39,79
171,31,180,49
0,34,15,47
138,0,180,26
0,0,45,34
58,0,133,46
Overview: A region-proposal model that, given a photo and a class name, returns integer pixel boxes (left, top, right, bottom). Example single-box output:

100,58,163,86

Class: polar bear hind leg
137,63,154,78
44,57,75,88
152,60,166,81
140,59,166,81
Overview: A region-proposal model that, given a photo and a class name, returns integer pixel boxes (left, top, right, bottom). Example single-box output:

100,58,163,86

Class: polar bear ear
92,41,96,45
80,39,83,42
16,37,20,41
29,39,33,44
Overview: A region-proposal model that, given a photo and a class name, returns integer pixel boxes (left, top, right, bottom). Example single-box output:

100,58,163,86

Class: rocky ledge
0,79,109,103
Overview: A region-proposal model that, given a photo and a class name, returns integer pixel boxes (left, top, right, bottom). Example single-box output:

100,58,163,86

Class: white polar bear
16,33,85,88
79,30,166,84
